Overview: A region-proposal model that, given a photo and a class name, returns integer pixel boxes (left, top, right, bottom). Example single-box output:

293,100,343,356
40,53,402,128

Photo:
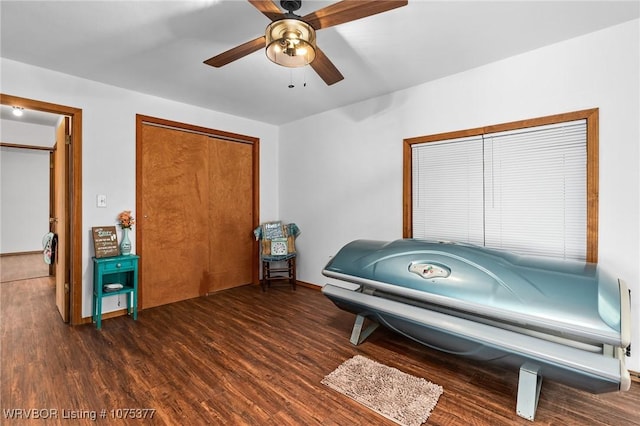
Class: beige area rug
322,355,443,426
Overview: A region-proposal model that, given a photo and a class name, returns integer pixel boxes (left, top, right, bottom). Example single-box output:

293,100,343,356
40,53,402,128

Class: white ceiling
1,1,638,126
0,105,61,127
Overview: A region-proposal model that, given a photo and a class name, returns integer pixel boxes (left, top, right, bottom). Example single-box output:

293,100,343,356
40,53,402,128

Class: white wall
279,20,640,371
1,58,280,319
0,145,50,253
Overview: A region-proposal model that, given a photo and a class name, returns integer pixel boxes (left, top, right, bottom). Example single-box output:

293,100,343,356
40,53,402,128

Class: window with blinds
407,111,597,261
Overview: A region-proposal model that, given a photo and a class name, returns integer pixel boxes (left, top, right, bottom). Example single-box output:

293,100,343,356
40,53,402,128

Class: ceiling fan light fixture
12,106,24,117
265,18,316,68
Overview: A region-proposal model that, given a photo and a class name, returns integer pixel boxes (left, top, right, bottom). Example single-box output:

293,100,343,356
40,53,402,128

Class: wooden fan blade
310,47,344,86
204,36,266,67
248,0,284,21
303,0,408,30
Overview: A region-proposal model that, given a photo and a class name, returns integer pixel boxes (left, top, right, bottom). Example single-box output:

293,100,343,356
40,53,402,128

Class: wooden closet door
140,125,210,309
139,122,257,309
208,138,254,292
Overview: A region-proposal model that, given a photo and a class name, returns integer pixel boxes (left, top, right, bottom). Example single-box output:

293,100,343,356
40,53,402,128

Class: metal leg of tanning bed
516,363,542,421
350,314,379,345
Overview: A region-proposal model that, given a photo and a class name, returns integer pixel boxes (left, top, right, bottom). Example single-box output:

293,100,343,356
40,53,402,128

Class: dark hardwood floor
1,276,639,425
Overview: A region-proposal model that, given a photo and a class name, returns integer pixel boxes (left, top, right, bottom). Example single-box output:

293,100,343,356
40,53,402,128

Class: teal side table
92,254,139,329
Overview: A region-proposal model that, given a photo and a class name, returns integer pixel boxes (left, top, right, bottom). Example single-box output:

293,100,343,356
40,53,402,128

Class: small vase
120,228,132,256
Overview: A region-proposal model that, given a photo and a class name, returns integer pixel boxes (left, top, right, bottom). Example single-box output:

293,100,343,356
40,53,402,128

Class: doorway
0,94,83,324
0,139,52,282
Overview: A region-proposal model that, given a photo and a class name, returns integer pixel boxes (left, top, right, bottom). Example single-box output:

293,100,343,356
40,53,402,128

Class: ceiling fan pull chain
288,69,295,89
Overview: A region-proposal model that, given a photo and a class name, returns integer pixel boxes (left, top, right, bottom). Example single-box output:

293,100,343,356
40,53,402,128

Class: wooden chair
254,222,300,291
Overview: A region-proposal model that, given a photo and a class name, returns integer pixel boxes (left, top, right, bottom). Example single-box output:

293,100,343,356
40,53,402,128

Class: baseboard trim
80,308,131,326
0,250,41,257
630,370,640,383
296,280,322,290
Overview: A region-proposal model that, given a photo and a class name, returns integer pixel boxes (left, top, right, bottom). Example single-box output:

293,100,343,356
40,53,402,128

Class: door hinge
65,135,71,145
64,282,70,292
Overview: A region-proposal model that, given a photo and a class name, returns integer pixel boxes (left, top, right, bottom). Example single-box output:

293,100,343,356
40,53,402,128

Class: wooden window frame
403,108,599,263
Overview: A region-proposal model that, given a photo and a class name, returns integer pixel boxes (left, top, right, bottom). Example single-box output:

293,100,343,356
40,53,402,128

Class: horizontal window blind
411,119,587,260
412,136,484,244
483,120,586,259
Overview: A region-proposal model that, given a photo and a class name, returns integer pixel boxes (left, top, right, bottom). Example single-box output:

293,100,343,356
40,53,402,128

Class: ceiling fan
203,0,408,86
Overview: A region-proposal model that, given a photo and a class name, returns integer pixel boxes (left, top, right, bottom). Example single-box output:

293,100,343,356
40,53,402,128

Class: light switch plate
97,194,107,208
